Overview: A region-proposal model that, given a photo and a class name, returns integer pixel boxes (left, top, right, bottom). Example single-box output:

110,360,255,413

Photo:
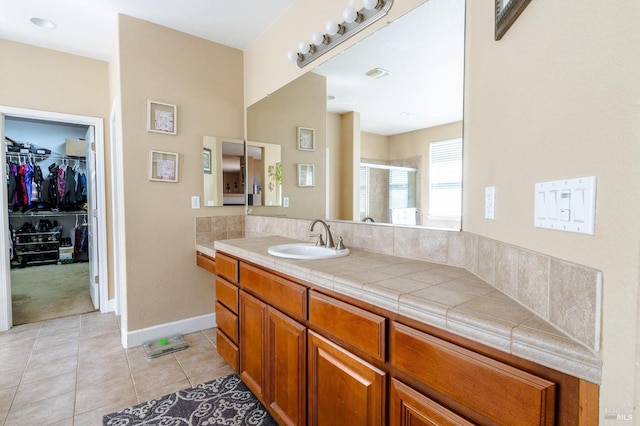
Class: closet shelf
9,210,87,218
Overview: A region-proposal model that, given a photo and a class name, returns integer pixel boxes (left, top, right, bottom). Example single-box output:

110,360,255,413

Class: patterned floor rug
103,374,278,425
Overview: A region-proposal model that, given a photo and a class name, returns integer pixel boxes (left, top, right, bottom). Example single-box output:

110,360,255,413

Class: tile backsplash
195,215,244,244
199,214,601,352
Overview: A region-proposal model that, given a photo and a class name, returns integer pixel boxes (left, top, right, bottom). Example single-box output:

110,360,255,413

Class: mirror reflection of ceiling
312,0,465,136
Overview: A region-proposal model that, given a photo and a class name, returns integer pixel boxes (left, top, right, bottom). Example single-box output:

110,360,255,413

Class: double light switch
534,176,596,235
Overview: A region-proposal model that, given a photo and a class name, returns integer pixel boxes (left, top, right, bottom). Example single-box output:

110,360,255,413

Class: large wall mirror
247,0,465,229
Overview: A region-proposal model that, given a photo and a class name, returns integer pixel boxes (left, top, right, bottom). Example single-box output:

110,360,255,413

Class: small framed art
203,148,212,174
297,127,315,151
149,150,179,182
147,100,177,135
297,163,315,187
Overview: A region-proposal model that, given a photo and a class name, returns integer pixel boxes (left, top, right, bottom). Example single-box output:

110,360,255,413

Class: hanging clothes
63,166,76,205
32,164,44,205
24,162,33,207
57,165,65,202
7,163,18,210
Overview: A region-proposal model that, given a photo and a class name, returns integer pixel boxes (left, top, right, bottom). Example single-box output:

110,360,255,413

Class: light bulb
298,41,311,54
325,20,340,36
362,0,380,10
311,31,326,46
343,6,358,23
287,50,299,62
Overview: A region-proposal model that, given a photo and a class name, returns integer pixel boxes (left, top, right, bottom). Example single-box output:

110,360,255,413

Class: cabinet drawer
391,322,555,425
216,252,239,283
215,302,238,344
196,251,216,274
390,378,474,426
216,277,239,313
308,291,385,361
239,262,307,321
216,329,239,372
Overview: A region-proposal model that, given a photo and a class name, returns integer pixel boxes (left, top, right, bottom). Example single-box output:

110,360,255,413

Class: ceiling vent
365,67,391,79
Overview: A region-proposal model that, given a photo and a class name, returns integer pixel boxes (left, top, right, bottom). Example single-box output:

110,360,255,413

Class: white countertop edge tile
512,340,601,384
195,243,216,258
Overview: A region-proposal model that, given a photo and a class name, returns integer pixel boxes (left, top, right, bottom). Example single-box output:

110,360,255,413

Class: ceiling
0,0,297,61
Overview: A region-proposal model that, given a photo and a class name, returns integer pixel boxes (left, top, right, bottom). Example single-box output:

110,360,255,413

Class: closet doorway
0,107,108,330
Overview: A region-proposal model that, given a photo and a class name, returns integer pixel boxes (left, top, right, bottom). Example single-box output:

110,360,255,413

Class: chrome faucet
362,216,375,222
308,219,335,249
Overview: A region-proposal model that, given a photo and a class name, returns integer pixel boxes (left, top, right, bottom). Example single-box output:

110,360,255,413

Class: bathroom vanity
197,237,599,425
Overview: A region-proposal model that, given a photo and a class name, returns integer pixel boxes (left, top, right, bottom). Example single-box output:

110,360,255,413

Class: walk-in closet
5,117,96,325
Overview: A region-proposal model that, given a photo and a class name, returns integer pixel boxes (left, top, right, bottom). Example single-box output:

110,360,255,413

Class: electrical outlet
191,196,200,209
283,197,289,208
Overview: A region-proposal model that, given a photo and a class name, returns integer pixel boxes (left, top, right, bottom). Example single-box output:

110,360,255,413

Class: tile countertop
203,236,602,384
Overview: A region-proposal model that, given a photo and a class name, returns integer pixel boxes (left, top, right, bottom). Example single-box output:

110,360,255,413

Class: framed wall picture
147,100,177,135
297,127,315,151
297,163,315,187
149,150,179,182
203,147,212,174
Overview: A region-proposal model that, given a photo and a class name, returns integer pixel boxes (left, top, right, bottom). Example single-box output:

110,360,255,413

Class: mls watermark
604,407,634,421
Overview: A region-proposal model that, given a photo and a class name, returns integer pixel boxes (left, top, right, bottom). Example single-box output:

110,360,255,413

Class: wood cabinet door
308,331,385,426
239,290,267,400
267,308,307,426
390,378,475,426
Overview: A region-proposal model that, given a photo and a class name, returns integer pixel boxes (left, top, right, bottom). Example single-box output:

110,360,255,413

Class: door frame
0,106,109,331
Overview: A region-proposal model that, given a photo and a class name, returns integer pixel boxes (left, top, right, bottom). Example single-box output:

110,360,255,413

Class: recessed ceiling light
365,67,391,79
30,17,57,29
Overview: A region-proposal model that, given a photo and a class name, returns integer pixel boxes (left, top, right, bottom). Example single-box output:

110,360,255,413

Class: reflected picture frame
297,163,315,187
297,127,315,151
203,147,212,174
147,100,177,135
149,150,179,182
495,0,532,40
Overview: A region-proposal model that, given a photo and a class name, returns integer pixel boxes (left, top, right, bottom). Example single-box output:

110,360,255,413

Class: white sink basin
267,243,350,260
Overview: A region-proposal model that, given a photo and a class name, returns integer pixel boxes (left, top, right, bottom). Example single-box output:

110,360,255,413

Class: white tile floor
0,312,233,425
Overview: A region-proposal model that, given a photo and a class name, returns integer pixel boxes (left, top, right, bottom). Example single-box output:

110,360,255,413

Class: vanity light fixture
287,0,393,68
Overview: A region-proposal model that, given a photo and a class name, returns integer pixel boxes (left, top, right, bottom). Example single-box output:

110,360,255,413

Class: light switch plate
485,187,495,220
283,197,289,208
534,176,596,235
191,196,200,209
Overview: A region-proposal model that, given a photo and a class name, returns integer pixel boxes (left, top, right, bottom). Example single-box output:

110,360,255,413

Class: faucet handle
310,233,325,246
335,236,346,250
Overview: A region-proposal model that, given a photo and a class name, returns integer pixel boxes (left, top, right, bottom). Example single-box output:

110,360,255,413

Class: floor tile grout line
4,322,43,425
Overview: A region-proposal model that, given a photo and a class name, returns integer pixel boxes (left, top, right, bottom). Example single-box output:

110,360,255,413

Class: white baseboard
122,313,217,348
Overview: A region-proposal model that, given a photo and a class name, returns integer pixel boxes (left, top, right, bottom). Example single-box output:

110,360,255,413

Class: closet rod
6,153,86,163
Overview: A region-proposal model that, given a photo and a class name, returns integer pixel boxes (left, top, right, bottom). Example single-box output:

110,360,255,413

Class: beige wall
463,0,640,417
116,15,245,331
245,0,640,419
361,132,389,160
0,39,109,119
